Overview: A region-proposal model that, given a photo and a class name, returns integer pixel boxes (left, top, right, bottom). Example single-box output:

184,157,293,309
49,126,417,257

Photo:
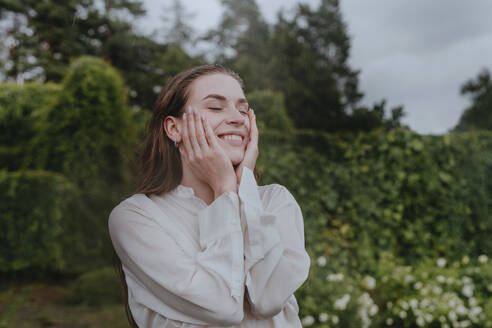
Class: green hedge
0,169,114,276
258,128,492,268
0,83,60,170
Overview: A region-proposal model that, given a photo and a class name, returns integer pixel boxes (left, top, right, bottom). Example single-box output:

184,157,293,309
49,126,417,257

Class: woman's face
183,73,250,165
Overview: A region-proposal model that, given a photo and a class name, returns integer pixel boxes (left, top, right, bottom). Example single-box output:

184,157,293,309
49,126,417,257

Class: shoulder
108,194,155,230
258,183,299,212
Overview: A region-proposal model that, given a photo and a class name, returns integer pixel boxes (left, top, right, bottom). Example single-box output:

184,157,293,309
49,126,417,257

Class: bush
247,89,294,133
299,254,491,327
0,170,77,274
0,83,60,170
258,128,492,268
24,56,136,195
67,267,122,307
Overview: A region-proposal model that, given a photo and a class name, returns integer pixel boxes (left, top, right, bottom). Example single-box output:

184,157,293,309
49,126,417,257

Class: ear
163,115,182,143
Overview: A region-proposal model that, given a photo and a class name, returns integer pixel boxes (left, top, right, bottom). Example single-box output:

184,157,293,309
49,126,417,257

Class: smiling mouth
218,134,244,145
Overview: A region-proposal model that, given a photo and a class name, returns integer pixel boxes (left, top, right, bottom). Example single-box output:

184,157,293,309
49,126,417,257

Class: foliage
298,253,491,327
24,56,136,196
0,82,60,170
0,0,202,109
258,128,492,270
454,68,492,132
67,267,122,307
0,0,145,82
246,89,293,132
0,170,81,274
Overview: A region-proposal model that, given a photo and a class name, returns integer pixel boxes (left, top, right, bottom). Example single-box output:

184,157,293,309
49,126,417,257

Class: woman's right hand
179,106,237,197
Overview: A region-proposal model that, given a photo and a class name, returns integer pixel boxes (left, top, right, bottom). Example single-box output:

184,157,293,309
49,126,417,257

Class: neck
179,164,216,206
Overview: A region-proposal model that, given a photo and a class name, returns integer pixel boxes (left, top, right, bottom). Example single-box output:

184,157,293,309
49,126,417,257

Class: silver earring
174,140,178,148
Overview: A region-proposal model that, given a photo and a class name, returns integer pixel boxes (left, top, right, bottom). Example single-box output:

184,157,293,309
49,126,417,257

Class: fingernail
183,113,187,120
193,107,198,115
187,106,192,113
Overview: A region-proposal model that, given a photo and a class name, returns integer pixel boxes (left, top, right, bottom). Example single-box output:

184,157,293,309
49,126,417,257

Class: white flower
420,298,430,307
414,282,423,290
424,313,433,322
437,257,447,267
448,311,457,321
443,324,450,328
437,275,446,283
433,286,442,295
401,300,409,310
317,256,327,267
301,315,314,326
386,318,394,325
456,304,467,315
369,304,379,316
462,284,474,297
362,275,376,290
410,299,418,309
487,284,492,292
358,292,374,306
404,274,415,283
460,320,471,327
469,297,477,307
446,277,455,284
478,254,488,264
319,312,329,322
332,315,339,324
461,276,472,284
416,316,425,327
327,273,344,281
334,294,351,310
462,256,470,264
399,311,407,319
439,316,446,323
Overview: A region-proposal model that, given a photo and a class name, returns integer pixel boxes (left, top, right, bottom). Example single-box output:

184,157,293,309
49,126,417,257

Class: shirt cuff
238,167,282,262
197,191,241,250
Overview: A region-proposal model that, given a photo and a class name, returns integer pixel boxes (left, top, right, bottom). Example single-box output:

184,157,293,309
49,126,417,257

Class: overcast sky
137,0,492,135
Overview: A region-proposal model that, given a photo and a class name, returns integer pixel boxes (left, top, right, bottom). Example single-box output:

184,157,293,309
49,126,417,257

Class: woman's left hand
235,108,258,185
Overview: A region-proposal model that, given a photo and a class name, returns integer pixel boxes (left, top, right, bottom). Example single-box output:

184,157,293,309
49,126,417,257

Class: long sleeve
238,167,310,319
108,191,245,327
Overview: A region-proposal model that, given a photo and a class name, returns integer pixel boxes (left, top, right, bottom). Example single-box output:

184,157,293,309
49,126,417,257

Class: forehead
188,73,245,101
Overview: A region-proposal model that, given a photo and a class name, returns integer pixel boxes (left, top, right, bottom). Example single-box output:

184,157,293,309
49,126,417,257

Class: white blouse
108,167,310,327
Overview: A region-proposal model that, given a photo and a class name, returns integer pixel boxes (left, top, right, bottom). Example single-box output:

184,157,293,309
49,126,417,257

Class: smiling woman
108,64,310,327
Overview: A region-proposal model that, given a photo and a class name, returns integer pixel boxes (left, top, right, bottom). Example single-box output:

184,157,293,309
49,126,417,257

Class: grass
0,282,129,328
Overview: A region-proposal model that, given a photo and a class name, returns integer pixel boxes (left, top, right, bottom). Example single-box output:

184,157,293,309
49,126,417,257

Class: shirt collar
171,184,196,198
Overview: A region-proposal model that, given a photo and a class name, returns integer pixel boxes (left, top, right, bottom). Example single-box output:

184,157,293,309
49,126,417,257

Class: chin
228,152,245,166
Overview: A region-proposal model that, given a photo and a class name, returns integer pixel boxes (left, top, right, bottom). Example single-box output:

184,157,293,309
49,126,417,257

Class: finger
202,114,220,149
181,110,193,158
195,108,209,151
249,108,258,143
188,106,202,157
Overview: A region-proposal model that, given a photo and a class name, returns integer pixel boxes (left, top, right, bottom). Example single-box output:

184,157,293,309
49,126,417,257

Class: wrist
213,183,237,199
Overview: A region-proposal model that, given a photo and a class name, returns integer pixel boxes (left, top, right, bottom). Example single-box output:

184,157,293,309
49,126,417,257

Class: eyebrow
202,94,248,105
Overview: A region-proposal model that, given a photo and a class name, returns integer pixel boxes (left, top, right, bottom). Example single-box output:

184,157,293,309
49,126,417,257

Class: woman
108,64,310,327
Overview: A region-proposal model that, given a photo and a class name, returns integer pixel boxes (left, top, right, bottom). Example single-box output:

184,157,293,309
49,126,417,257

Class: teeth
219,134,242,141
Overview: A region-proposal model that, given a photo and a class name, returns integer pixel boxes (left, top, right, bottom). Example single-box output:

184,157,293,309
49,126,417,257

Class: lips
217,132,245,145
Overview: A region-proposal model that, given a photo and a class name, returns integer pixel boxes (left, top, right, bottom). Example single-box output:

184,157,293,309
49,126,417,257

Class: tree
453,68,492,132
0,0,201,109
203,0,270,79
268,0,363,132
160,0,195,47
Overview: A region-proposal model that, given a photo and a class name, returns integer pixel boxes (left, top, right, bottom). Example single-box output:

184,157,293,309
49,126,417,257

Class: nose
225,106,246,125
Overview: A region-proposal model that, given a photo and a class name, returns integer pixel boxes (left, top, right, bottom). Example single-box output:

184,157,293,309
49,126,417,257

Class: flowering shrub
298,254,492,327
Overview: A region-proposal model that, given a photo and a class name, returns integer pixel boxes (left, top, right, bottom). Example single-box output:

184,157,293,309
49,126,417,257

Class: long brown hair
116,64,260,327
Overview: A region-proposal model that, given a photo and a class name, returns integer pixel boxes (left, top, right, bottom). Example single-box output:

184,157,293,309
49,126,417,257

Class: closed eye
208,107,222,110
